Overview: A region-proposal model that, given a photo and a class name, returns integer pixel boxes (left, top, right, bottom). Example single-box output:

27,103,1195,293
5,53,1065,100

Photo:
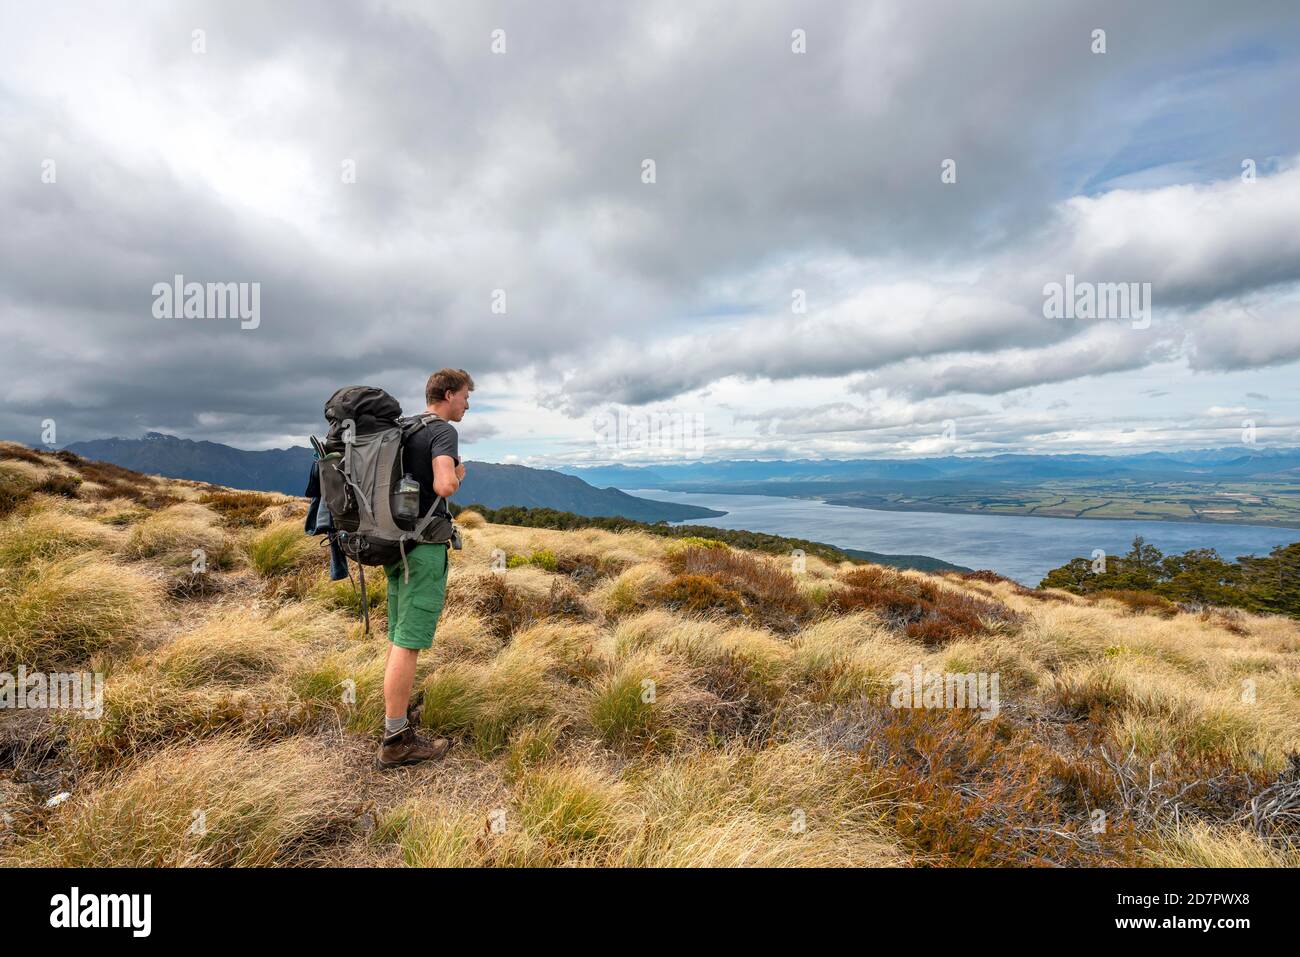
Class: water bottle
393,474,420,522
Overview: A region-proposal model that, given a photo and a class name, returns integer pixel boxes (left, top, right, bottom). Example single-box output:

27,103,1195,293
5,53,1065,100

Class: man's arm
430,422,463,499
433,455,460,497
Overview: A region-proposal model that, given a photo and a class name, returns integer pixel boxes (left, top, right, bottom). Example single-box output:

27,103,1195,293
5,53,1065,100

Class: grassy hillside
1,442,1297,867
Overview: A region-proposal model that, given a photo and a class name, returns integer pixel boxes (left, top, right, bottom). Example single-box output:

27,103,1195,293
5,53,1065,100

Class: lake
621,489,1300,585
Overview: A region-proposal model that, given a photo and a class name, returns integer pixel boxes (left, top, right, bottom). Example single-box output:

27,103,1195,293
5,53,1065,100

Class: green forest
1041,536,1300,619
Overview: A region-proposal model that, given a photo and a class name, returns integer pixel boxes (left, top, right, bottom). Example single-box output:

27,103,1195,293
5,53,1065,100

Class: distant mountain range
560,447,1300,488
560,448,1300,528
68,433,312,496
63,433,725,524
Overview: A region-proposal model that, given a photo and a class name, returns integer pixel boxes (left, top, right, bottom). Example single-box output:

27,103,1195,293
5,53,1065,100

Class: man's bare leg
384,646,419,723
376,645,449,768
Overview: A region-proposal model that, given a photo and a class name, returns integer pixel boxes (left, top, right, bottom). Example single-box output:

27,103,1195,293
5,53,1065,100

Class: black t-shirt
402,417,459,519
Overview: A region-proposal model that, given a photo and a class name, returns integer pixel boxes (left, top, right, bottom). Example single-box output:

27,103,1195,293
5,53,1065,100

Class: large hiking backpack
315,385,457,579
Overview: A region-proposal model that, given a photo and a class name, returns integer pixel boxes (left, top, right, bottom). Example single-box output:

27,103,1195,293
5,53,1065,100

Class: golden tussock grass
789,613,911,702
293,640,389,734
64,669,302,767
0,555,161,669
153,605,338,687
311,571,387,615
0,507,123,568
1044,608,1300,773
379,762,626,867
380,741,901,868
65,605,354,765
455,509,487,528
243,519,319,577
417,635,584,755
6,737,356,867
3,461,1299,870
1143,820,1300,867
615,743,902,867
590,561,673,617
124,502,230,567
586,648,720,750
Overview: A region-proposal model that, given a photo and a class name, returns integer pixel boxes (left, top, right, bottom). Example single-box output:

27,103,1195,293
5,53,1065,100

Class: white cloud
550,161,1300,411
1,0,1298,464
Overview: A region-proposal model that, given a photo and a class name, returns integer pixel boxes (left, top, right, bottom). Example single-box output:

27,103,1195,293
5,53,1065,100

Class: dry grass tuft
0,555,161,669
592,561,673,617
587,649,718,750
380,741,901,867
244,520,318,578
616,743,901,866
1144,820,1300,867
1095,589,1179,618
124,503,230,568
6,737,357,867
0,508,121,568
455,509,487,529
417,637,581,755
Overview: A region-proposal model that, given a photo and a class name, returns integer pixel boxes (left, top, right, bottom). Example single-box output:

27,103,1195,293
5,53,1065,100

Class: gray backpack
315,386,458,582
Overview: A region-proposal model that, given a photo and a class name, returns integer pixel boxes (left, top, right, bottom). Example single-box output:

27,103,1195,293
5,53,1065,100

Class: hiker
376,368,473,769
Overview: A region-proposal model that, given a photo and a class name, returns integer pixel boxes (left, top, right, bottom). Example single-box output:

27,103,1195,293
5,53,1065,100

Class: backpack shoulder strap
400,412,445,440
399,413,452,540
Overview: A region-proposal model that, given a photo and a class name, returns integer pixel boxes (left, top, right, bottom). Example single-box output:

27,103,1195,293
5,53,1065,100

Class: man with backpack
314,369,474,768
375,368,473,769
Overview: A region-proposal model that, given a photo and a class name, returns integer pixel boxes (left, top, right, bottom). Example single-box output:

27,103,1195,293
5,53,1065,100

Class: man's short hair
425,368,475,405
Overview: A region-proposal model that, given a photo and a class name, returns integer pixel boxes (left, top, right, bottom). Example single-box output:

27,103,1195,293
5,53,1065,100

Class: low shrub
447,573,539,640
200,490,283,528
1098,589,1179,618
861,707,1141,866
654,574,746,617
507,548,558,572
35,472,83,498
659,545,811,631
832,567,1019,646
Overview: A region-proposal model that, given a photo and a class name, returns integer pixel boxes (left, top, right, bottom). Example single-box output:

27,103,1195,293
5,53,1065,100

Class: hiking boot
375,725,451,770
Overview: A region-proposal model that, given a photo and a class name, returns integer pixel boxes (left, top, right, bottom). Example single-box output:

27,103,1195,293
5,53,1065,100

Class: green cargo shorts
384,543,449,650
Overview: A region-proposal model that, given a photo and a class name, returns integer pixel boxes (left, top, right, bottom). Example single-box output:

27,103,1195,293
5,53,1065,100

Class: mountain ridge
62,433,725,525
559,447,1300,487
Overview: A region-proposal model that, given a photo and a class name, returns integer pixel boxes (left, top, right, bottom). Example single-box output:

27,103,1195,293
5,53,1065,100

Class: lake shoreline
642,487,1300,531
621,488,1300,585
811,496,1300,530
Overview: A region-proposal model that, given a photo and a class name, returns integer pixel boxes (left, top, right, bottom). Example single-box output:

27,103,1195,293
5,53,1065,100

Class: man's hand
455,461,466,482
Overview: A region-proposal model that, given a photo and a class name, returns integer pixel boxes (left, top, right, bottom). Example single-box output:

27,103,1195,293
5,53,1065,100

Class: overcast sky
2,0,1299,465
